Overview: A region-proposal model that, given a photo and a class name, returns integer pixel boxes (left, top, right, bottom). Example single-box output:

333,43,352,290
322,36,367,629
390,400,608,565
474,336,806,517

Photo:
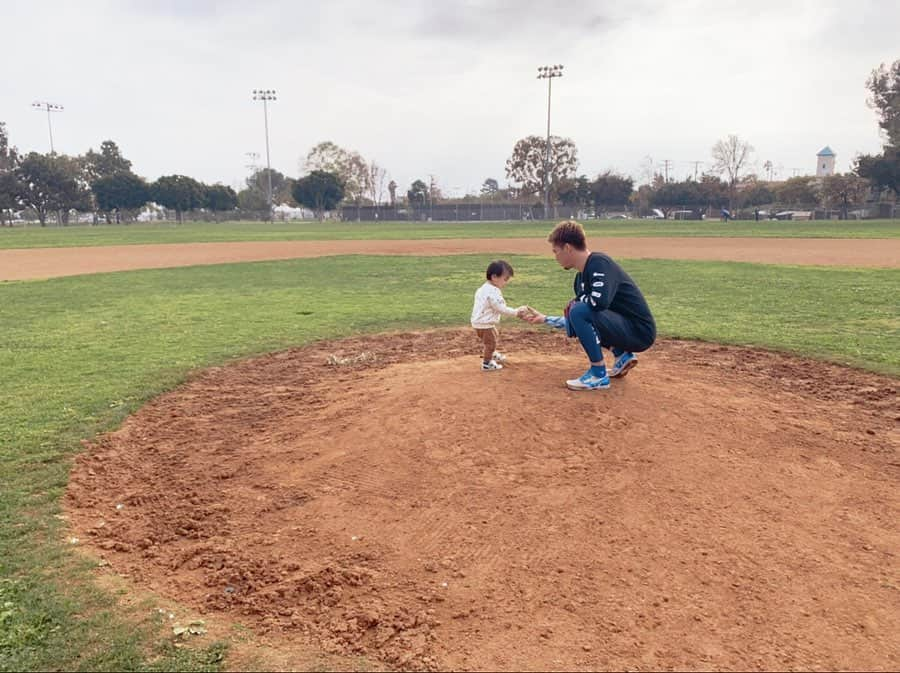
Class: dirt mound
66,330,899,671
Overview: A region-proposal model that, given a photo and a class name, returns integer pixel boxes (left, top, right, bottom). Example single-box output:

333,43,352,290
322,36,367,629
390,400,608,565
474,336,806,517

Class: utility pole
537,64,563,219
662,159,672,183
641,155,654,184
691,160,703,181
31,101,64,154
428,174,436,221
251,89,276,220
245,151,261,198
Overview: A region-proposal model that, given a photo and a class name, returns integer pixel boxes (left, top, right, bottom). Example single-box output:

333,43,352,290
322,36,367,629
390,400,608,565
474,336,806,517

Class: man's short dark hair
486,260,514,279
547,220,587,250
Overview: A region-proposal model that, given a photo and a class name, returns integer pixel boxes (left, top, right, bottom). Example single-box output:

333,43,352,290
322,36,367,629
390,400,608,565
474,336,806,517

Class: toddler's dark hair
486,260,514,280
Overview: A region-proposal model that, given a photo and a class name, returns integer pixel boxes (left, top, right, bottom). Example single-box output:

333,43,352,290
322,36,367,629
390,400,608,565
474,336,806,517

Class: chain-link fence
6,201,898,226
338,203,587,222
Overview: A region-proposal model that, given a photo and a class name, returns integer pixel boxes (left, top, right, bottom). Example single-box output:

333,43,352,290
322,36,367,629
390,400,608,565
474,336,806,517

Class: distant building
816,146,836,177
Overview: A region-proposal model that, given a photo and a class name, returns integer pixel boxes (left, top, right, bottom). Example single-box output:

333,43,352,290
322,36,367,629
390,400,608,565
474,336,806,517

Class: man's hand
521,306,546,324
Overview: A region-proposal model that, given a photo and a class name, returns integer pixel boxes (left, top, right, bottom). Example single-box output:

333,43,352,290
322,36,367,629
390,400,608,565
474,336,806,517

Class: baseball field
1,220,898,671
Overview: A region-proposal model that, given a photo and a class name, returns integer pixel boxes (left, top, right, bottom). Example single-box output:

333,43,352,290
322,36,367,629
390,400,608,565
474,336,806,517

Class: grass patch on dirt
1,218,898,249
1,254,897,670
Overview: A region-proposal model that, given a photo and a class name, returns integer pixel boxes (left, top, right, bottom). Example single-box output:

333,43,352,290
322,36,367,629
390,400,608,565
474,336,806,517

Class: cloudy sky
2,0,896,194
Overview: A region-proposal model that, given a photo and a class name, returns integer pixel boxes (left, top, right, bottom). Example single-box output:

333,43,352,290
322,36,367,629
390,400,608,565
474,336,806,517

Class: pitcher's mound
66,330,899,671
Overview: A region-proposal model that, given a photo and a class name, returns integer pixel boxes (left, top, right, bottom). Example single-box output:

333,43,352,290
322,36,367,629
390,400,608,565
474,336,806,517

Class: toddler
470,260,526,371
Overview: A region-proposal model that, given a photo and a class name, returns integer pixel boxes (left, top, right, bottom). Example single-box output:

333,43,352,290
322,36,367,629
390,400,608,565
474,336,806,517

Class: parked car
669,210,701,220
642,208,666,220
774,210,812,221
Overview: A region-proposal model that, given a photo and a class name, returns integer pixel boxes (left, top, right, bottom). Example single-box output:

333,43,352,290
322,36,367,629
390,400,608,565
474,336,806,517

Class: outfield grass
1,254,897,671
1,218,899,249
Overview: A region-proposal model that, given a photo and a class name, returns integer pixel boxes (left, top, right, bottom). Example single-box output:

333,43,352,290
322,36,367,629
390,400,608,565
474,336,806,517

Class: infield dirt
3,236,899,280
66,329,899,671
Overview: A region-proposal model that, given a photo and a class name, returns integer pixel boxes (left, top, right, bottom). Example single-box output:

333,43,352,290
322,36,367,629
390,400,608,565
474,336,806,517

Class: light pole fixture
32,101,64,154
251,89,276,219
536,64,563,218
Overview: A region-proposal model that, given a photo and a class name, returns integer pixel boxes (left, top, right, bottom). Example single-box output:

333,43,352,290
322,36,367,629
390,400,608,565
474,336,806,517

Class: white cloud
1,0,894,190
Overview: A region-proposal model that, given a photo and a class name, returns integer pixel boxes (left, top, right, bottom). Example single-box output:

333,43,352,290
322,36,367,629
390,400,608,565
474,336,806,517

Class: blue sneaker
566,370,611,391
610,351,637,378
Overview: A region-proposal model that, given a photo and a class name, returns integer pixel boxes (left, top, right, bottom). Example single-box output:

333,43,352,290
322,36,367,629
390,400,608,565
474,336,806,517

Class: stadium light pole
32,101,64,154
251,89,276,219
536,64,563,219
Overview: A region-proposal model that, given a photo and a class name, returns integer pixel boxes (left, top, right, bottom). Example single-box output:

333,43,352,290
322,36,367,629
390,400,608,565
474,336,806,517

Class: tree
92,172,149,222
244,167,293,208
774,176,819,208
855,60,900,198
820,174,870,218
292,170,344,220
0,122,18,172
407,179,428,209
480,178,500,197
304,141,369,205
387,180,397,207
0,171,23,226
866,59,900,148
558,175,592,207
366,161,388,207
304,141,346,175
697,174,729,210
711,134,754,208
631,184,653,216
237,187,268,212
855,148,899,196
15,152,92,225
0,122,20,225
740,181,776,208
590,171,634,211
427,176,443,203
82,140,132,182
151,175,205,223
649,179,704,216
203,184,238,218
505,135,579,206
346,151,370,207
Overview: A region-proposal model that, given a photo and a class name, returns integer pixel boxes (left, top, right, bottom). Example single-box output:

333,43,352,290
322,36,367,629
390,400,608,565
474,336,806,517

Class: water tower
816,146,836,177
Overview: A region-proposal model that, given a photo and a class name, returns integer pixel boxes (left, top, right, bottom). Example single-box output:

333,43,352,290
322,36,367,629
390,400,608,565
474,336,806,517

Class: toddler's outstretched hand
523,306,545,324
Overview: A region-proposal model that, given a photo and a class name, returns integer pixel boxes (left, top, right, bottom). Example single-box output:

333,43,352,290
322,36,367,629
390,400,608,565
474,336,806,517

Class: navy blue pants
567,302,655,361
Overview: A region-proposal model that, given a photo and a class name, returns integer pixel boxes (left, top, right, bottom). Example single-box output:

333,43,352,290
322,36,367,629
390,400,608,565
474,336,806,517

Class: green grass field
1,250,898,671
1,218,899,249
